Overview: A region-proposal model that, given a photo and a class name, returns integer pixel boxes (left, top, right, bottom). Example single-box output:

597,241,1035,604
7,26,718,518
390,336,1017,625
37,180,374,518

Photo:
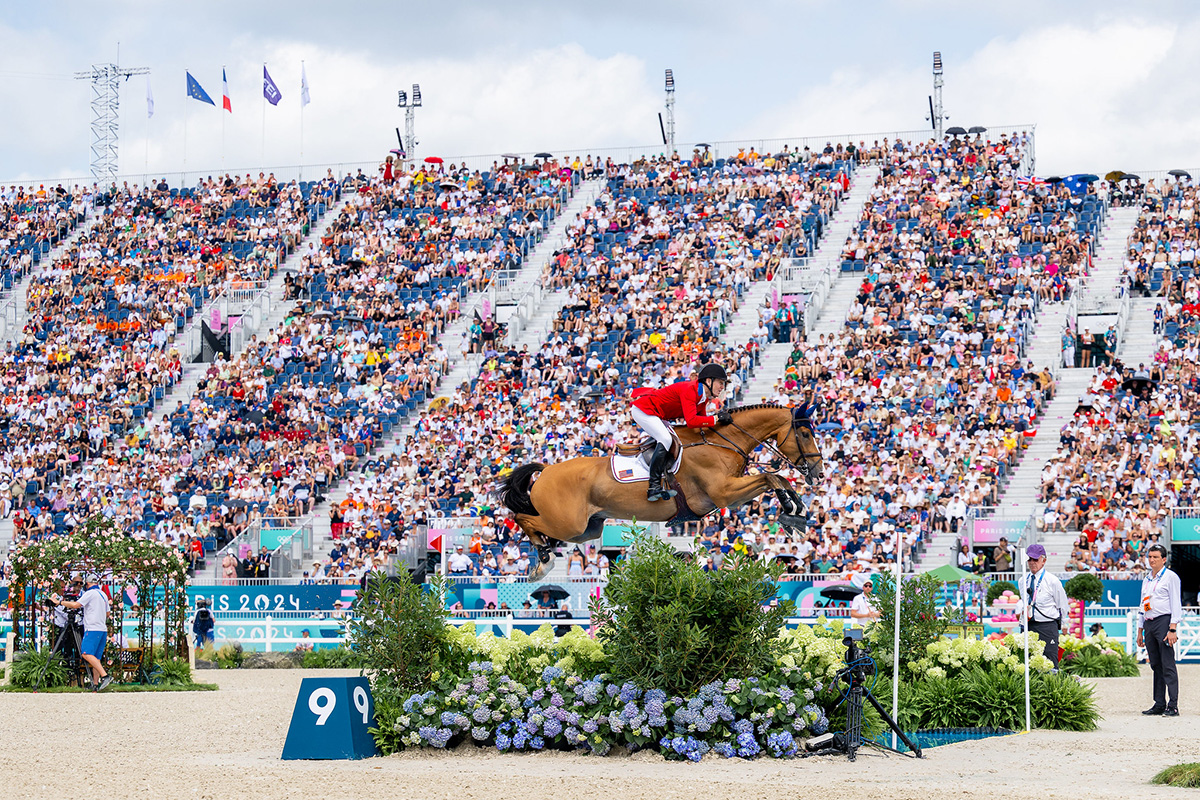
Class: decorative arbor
9,516,190,670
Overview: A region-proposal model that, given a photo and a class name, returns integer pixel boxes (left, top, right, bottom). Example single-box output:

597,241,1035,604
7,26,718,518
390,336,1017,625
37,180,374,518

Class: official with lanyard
1138,544,1182,716
1019,544,1070,666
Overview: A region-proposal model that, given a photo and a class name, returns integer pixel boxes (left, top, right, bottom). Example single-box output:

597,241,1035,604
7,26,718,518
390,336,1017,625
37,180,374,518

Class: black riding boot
646,444,677,502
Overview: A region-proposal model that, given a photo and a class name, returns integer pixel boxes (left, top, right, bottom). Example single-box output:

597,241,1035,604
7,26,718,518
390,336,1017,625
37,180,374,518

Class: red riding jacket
631,380,717,428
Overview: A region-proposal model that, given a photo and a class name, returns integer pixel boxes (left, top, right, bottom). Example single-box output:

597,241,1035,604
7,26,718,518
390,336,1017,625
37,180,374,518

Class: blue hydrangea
582,718,599,734
619,682,641,703
605,683,620,698
541,666,563,683
736,731,761,758
531,735,545,750
732,719,754,735
543,719,564,738
713,742,735,758
495,733,512,751
471,726,489,741
550,692,565,708
472,706,491,723
472,675,489,692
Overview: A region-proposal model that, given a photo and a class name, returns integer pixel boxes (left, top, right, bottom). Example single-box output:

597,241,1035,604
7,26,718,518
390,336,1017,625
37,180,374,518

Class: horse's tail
496,463,544,517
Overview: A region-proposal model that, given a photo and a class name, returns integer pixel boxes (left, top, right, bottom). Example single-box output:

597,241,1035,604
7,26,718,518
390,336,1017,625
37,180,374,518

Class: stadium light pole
398,83,421,166
664,69,676,154
929,52,945,140
75,61,150,182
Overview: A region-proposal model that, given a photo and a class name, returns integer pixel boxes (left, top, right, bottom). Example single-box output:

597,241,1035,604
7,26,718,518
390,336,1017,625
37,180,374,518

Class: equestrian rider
630,363,733,501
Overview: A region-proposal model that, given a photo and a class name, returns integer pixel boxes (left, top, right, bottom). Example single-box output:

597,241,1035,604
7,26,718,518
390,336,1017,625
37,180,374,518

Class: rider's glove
716,410,733,426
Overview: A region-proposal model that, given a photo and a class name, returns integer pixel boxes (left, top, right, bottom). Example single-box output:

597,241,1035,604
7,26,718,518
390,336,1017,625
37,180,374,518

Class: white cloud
739,18,1188,175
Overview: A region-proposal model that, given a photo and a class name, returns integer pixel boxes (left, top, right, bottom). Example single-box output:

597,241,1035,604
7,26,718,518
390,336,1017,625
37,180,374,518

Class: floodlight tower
664,69,676,153
928,52,945,139
397,83,422,164
74,61,150,181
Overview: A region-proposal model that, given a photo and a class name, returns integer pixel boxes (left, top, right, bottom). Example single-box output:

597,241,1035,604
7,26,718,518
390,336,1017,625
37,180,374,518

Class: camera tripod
34,616,91,692
811,630,922,761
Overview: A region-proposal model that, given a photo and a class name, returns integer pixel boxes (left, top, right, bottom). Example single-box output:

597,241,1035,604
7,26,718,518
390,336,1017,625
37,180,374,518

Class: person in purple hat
1017,544,1070,667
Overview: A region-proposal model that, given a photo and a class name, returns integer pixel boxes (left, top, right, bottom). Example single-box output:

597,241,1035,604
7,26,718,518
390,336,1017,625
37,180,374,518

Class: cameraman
56,575,113,692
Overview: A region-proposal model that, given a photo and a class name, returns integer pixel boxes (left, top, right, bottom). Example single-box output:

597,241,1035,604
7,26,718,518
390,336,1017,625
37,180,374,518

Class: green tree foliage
590,528,794,696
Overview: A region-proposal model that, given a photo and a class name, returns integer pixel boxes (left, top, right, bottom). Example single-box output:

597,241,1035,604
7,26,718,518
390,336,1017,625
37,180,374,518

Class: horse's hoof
528,555,556,582
779,514,807,532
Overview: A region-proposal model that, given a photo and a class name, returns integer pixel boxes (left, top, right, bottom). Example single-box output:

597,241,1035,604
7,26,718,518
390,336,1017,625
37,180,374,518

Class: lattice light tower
397,83,422,164
929,52,945,139
664,69,676,153
74,62,150,181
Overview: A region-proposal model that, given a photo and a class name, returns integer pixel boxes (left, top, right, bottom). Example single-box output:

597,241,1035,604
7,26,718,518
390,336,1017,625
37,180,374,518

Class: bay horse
497,404,823,580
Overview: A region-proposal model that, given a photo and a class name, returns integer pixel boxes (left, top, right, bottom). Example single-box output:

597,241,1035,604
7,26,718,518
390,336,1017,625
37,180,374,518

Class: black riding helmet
696,363,727,383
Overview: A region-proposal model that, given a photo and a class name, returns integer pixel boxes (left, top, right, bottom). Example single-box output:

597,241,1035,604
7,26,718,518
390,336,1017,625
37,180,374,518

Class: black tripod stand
826,629,922,760
34,612,89,692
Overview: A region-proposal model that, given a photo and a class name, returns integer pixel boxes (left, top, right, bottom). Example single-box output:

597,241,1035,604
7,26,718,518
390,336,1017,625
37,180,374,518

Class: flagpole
221,64,226,170
299,60,305,180
183,68,188,174
261,62,267,169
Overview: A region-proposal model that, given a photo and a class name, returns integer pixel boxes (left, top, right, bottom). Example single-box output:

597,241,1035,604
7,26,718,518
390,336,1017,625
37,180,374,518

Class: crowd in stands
1039,180,1200,574
702,134,1075,576
1,173,340,580
313,148,855,581
1,183,90,285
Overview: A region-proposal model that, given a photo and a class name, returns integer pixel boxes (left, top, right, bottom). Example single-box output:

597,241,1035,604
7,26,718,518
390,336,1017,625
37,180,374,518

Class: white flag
300,62,311,107
146,76,154,118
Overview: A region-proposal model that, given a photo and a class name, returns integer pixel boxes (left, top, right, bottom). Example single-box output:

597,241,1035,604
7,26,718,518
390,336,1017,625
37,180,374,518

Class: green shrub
1152,763,1200,788
1031,672,1100,731
986,580,1017,606
1060,647,1139,678
213,642,244,669
301,646,366,669
906,676,977,729
868,572,962,676
961,667,1025,731
1064,573,1103,603
154,657,194,685
350,572,458,697
591,526,793,696
9,650,70,689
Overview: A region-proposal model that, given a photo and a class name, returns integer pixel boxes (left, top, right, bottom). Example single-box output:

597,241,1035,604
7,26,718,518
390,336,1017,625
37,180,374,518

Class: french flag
222,68,232,113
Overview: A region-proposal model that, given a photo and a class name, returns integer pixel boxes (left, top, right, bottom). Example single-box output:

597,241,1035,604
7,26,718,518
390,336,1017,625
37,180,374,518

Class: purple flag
263,65,282,106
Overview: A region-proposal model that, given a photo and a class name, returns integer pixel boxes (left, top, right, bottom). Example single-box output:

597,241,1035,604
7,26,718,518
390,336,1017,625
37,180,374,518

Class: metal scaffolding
74,62,149,181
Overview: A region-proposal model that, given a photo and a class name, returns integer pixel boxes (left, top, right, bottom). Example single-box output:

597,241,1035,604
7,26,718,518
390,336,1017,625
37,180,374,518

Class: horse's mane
728,403,787,413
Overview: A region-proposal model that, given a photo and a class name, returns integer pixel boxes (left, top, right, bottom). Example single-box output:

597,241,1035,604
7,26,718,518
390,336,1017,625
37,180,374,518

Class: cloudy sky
1,1,1195,183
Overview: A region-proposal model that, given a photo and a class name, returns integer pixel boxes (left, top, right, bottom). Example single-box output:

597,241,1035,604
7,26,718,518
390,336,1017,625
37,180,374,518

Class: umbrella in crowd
945,126,967,136
389,149,405,157
1076,174,1100,183
1104,170,1125,182
819,584,862,602
428,397,450,410
924,564,974,584
529,584,570,602
696,142,711,148
424,156,444,164
1122,173,1141,181
968,125,988,134
1169,169,1192,178
502,152,520,159
439,181,461,190
1121,376,1157,395
534,152,553,159
1045,176,1063,183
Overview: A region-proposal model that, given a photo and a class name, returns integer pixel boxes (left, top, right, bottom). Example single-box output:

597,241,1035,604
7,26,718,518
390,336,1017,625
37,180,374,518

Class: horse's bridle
694,414,823,484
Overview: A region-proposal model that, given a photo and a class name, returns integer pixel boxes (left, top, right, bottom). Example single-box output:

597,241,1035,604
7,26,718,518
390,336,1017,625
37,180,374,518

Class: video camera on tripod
804,628,922,761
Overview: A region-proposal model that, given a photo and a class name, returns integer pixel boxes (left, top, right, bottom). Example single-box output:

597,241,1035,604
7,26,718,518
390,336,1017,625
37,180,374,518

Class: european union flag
187,71,215,106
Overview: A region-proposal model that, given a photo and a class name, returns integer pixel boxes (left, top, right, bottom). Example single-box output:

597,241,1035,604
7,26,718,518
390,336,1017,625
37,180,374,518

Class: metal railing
210,515,315,579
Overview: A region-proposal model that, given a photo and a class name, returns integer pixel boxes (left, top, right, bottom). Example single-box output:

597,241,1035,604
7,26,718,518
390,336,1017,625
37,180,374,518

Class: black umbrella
534,152,553,159
502,152,520,159
311,309,333,318
820,584,862,602
945,126,967,136
1044,176,1063,183
1122,173,1141,181
1169,169,1192,178
1076,174,1100,183
696,142,711,148
1121,376,1156,394
346,258,365,267
522,164,541,172
968,125,988,134
530,584,569,601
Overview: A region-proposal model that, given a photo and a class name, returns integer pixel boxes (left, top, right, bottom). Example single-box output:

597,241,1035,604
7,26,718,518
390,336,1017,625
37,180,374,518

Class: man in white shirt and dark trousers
1018,544,1070,667
1138,544,1182,717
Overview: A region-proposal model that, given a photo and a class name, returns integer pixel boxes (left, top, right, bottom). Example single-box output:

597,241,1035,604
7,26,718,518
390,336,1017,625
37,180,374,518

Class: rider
631,363,733,502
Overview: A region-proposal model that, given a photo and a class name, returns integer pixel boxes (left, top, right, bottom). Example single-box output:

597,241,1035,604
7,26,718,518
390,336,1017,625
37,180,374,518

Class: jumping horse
497,403,823,580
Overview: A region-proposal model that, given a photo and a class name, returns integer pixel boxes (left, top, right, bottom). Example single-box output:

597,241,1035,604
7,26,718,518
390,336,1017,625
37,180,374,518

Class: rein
687,416,820,479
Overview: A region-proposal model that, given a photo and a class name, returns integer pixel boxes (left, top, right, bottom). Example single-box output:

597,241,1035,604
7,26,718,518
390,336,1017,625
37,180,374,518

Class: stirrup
647,485,677,502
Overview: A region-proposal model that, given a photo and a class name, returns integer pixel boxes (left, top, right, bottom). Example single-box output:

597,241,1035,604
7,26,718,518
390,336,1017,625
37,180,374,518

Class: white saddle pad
610,450,683,483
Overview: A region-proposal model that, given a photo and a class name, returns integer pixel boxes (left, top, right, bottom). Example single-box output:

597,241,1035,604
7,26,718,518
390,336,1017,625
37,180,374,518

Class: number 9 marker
309,687,337,726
